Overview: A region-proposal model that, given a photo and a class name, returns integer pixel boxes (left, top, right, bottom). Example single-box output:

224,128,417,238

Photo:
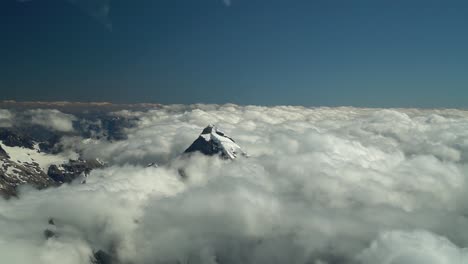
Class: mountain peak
184,125,245,159
201,124,215,134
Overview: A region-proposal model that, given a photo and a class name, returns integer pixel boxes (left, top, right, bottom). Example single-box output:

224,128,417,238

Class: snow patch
0,142,78,172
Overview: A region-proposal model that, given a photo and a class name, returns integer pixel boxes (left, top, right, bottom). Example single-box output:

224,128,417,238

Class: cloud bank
2,105,468,263
0,108,76,133
26,109,76,132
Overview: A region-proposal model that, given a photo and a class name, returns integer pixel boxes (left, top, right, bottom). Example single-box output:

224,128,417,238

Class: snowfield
1,105,468,264
0,142,78,172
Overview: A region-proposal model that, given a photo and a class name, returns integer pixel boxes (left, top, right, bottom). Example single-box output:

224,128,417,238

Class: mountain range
0,123,244,198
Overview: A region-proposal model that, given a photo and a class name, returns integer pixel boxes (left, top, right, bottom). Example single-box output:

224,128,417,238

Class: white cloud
0,109,13,127
27,109,76,132
2,105,468,263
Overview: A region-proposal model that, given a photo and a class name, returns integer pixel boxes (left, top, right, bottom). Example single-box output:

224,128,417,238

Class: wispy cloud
17,0,112,30
17,0,233,31
68,0,112,30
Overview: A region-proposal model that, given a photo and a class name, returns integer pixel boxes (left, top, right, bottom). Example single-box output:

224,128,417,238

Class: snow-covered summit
184,124,246,159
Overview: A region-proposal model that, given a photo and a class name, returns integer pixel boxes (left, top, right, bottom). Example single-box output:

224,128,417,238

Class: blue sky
1,0,468,107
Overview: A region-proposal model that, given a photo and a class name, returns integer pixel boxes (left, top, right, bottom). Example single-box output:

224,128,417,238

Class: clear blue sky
1,0,468,107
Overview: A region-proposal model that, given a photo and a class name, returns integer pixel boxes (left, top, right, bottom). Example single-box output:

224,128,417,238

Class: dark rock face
184,125,245,160
103,117,131,141
43,218,57,239
0,109,131,198
0,127,67,154
0,160,56,198
146,162,158,168
47,165,74,183
184,125,221,156
0,129,35,149
92,250,114,264
178,125,245,179
78,115,136,141
0,145,8,158
0,156,104,198
38,134,62,153
184,136,220,157
43,229,56,239
47,159,104,184
185,125,216,156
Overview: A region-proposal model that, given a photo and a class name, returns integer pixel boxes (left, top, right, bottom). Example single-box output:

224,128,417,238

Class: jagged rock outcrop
47,159,104,184
0,145,8,158
0,157,55,198
91,250,115,264
0,129,35,149
146,162,158,168
184,125,246,159
0,141,104,197
44,218,57,240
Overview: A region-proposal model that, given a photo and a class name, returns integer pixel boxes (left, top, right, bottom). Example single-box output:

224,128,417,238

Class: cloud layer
2,105,468,263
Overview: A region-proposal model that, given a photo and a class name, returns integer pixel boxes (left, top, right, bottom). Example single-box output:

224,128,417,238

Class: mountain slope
0,140,103,197
184,125,246,159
